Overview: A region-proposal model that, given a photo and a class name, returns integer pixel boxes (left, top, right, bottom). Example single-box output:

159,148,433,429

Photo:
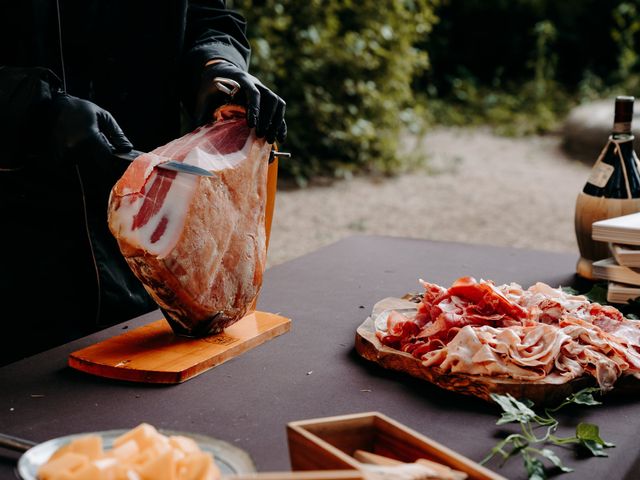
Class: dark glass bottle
582,96,640,198
575,95,640,279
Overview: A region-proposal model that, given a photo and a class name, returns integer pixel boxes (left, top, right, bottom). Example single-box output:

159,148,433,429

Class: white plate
17,429,256,479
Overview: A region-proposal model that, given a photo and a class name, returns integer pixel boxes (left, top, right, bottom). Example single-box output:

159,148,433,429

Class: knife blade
114,149,214,177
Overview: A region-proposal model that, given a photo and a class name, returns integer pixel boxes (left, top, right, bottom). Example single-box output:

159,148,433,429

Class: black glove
194,60,287,144
51,93,132,162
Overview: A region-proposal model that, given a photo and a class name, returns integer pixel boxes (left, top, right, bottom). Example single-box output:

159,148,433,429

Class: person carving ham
0,1,286,365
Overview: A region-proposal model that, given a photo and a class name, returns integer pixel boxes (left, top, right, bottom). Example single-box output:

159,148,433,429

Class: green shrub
228,1,640,181
423,15,573,136
229,0,439,184
421,0,624,95
419,0,640,136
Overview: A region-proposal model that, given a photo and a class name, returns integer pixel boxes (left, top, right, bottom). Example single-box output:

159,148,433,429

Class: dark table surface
1,235,639,480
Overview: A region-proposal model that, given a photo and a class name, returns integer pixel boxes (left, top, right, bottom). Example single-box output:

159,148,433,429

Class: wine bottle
575,95,640,279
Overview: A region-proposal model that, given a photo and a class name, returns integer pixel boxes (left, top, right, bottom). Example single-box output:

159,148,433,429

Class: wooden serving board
69,311,290,384
355,298,595,406
225,472,362,480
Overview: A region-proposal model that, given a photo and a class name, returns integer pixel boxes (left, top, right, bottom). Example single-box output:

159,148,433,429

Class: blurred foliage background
229,0,640,184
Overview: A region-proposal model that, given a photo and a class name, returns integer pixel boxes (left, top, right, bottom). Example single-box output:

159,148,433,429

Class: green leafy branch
481,388,615,480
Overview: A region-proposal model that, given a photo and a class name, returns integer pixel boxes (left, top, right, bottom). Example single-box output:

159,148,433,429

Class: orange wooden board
68,311,291,384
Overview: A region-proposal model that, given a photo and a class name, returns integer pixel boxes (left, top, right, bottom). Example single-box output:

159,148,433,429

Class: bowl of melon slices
19,423,255,480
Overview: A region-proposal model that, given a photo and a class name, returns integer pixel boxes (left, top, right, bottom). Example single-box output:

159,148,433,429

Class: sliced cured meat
376,276,640,391
421,324,569,381
108,105,271,335
448,276,528,320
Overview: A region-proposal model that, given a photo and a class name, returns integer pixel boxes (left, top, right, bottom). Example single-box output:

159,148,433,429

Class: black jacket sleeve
180,1,252,121
184,0,251,73
0,66,61,169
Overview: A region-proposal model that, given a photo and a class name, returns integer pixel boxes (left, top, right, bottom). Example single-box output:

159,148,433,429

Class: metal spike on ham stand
68,80,291,384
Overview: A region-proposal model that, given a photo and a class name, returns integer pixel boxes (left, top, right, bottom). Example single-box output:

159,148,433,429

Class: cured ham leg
108,105,271,335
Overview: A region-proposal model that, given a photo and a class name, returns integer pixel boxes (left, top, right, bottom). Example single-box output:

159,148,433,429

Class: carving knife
114,149,215,177
116,149,290,175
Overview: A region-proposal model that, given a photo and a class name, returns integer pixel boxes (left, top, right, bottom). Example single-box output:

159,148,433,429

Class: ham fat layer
108,105,271,333
378,277,640,391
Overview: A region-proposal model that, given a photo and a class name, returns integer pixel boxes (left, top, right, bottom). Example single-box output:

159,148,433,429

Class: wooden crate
286,412,505,480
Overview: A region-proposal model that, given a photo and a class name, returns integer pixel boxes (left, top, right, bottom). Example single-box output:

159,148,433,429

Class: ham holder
68,104,291,384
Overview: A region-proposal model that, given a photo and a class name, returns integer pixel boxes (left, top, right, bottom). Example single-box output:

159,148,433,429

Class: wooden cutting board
69,311,291,384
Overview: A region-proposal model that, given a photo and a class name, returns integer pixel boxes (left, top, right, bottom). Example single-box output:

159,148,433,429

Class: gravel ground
266,127,593,268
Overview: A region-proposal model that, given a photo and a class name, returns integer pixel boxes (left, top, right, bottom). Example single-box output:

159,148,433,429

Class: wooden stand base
68,311,291,384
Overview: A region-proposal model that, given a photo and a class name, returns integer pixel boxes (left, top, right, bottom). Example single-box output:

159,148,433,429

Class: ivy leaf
560,286,580,295
583,283,609,304
576,423,615,456
576,423,614,446
504,438,530,464
539,449,573,473
581,440,608,457
622,297,640,319
491,393,537,424
560,284,608,304
496,412,520,425
523,455,546,480
567,388,602,406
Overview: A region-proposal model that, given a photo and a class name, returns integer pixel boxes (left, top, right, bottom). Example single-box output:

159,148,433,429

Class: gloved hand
51,93,132,162
194,60,287,145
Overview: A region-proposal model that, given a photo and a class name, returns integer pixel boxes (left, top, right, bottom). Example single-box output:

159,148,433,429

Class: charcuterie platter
355,277,640,405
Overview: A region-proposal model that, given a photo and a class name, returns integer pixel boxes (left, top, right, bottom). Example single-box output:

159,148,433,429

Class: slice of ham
108,105,271,335
421,324,569,382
